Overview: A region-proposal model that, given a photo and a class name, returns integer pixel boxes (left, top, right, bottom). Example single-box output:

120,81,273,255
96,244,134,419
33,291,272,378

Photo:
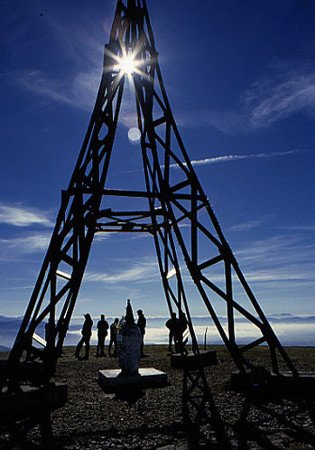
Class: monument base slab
98,367,167,391
231,370,315,398
170,350,217,370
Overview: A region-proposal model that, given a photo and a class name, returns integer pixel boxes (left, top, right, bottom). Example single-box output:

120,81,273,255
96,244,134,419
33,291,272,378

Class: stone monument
117,299,142,376
98,299,167,391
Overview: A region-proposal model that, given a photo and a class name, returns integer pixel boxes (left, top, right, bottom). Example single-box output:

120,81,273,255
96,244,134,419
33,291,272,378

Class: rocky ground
1,345,315,449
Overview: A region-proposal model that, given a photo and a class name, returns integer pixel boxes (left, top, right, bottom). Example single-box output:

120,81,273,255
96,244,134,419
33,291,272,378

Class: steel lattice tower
8,0,297,381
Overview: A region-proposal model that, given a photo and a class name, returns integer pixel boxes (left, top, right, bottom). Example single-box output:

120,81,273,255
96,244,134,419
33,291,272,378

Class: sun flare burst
117,54,138,75
106,45,145,81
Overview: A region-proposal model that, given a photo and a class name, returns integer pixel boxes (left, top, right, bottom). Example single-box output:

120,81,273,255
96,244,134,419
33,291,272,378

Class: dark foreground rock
1,345,314,449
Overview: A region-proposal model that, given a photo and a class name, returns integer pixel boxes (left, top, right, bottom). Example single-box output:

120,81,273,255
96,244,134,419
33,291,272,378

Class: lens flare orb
128,127,141,142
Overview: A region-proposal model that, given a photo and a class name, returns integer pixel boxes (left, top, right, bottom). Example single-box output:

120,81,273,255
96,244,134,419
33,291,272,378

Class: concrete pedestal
170,350,217,370
1,382,67,430
231,370,315,398
269,371,315,397
98,367,167,391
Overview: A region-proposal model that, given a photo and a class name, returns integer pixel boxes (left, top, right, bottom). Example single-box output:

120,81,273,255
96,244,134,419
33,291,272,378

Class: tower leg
182,367,231,448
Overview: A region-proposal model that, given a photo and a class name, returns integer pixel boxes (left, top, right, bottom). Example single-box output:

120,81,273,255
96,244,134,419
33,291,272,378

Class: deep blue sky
0,0,314,321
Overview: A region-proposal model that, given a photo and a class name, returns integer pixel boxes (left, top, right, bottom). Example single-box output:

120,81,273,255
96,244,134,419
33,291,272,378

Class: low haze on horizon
0,0,314,327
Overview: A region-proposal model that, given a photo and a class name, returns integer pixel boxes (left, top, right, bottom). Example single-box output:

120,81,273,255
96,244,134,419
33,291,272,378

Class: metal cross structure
8,0,297,382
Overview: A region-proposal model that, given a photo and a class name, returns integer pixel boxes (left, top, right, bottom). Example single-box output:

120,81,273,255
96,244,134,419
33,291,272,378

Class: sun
105,45,146,82
118,54,138,75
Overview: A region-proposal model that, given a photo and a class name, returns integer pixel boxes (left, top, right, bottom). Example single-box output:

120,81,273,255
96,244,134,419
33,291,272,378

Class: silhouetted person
137,309,146,357
165,312,179,353
175,311,188,355
75,314,93,360
95,314,109,357
108,318,119,356
56,318,68,356
119,315,126,330
44,318,56,345
25,334,41,361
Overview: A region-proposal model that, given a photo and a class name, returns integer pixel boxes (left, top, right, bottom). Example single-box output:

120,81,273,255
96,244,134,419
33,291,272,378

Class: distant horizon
1,312,315,320
1,313,314,349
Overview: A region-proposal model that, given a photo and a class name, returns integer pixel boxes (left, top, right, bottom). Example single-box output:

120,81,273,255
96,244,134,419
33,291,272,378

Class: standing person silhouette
137,309,147,357
175,311,189,355
95,314,109,357
165,312,179,353
75,314,93,360
108,318,119,357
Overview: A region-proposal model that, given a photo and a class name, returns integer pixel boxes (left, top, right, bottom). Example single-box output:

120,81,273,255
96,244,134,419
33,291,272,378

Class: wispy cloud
14,69,100,113
13,68,138,129
229,218,315,234
3,0,114,116
178,69,315,134
0,285,34,291
235,234,315,266
8,4,136,125
244,269,313,283
169,148,314,169
43,11,105,67
0,203,52,227
277,225,315,232
0,233,51,257
244,70,315,128
229,219,262,232
233,234,315,287
85,259,159,284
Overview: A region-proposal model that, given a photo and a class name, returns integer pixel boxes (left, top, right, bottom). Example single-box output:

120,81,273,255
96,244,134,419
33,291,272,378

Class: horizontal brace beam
56,270,72,281
239,336,266,353
171,179,191,193
101,188,202,200
96,220,154,227
198,254,224,271
166,267,177,279
95,227,154,233
64,187,203,202
98,209,164,218
153,116,166,127
33,332,46,347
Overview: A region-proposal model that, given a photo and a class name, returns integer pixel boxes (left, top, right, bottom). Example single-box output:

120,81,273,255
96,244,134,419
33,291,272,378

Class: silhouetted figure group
165,311,188,355
73,307,188,360
74,307,147,360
